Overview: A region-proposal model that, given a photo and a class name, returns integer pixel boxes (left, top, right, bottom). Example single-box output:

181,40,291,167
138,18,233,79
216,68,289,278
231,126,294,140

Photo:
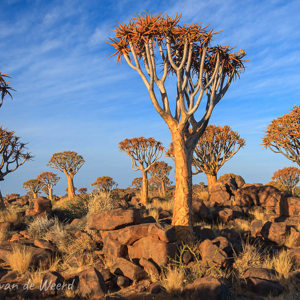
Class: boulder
250,220,264,237
192,199,210,220
198,239,227,267
110,258,146,281
261,222,287,245
288,227,300,248
0,222,12,232
244,268,277,281
147,223,176,243
139,258,160,279
77,268,107,299
128,236,177,266
87,208,141,231
40,271,64,296
245,277,283,297
280,196,300,217
116,276,131,288
184,277,229,300
209,183,231,205
102,237,127,258
218,208,233,223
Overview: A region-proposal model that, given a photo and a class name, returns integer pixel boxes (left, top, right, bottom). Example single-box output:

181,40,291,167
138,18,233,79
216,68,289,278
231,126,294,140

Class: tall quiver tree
262,106,300,166
37,172,60,200
192,125,245,191
48,151,84,200
0,127,32,203
149,161,172,197
119,137,164,204
108,13,246,239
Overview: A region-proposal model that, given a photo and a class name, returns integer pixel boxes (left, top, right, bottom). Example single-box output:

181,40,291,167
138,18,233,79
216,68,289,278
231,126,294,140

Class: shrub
28,216,58,239
88,191,117,214
161,267,185,295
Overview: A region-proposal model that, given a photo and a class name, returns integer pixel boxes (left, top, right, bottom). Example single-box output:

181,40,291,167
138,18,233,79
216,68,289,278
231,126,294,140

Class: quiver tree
0,127,32,202
0,73,14,108
91,176,118,192
108,13,246,238
48,151,84,200
149,161,172,197
36,172,60,200
263,106,300,166
131,177,143,189
119,137,164,204
192,125,245,191
272,167,300,195
23,179,42,198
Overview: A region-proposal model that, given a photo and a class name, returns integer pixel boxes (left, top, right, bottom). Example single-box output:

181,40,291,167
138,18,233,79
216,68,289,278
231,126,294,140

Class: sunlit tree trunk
48,188,53,200
66,174,75,199
161,180,166,198
141,170,148,204
206,173,217,192
171,131,194,241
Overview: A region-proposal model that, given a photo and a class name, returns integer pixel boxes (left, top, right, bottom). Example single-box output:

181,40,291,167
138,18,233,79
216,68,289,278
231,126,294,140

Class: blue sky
0,0,299,196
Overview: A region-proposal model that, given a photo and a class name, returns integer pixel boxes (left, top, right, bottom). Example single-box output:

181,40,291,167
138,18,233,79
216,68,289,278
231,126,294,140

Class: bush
88,191,117,214
7,245,33,273
28,216,58,239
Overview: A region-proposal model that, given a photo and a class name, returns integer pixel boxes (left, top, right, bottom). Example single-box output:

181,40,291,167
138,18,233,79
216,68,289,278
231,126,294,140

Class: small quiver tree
192,125,245,191
0,73,14,108
119,137,164,204
108,13,246,239
48,151,84,200
263,106,300,166
36,172,60,200
78,187,87,194
272,167,300,195
149,161,172,197
23,179,42,199
0,127,32,204
91,176,118,193
131,177,143,189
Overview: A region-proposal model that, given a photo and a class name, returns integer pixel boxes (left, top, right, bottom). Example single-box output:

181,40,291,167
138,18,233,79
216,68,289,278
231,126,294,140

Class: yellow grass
0,229,8,242
162,267,185,295
272,250,293,278
249,207,266,222
7,245,33,274
0,208,19,225
151,198,174,211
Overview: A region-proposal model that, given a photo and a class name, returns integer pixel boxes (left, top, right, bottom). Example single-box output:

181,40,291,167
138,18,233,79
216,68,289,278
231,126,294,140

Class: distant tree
48,151,84,200
119,137,164,204
23,179,42,198
149,161,172,197
130,177,143,189
272,167,300,195
0,127,32,203
0,73,14,108
108,12,246,239
91,176,117,192
36,172,60,200
78,187,87,194
192,125,245,191
263,106,300,166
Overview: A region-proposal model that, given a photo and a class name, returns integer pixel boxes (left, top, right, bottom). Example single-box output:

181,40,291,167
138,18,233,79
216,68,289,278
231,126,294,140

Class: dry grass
161,267,185,295
0,229,9,241
151,197,174,212
145,207,160,222
284,233,295,248
271,250,293,278
194,190,210,202
7,245,33,274
248,207,266,222
28,216,58,239
234,219,250,232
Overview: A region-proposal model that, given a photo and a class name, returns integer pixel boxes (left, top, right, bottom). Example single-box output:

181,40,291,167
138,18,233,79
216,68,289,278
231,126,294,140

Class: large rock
244,268,277,281
261,222,287,245
198,239,227,267
128,236,177,266
110,258,146,281
192,199,210,220
209,183,231,205
77,268,107,299
26,197,52,217
280,196,300,217
184,277,229,300
88,208,141,231
245,277,283,297
234,185,282,210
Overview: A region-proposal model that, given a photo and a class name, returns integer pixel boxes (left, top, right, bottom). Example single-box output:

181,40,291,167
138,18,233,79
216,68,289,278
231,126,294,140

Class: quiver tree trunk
32,192,38,198
66,174,75,200
171,131,194,241
206,173,217,192
141,170,148,204
48,188,53,200
161,180,166,198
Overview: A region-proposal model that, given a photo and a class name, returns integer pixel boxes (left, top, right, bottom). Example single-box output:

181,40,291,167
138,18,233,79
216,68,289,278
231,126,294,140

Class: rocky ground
0,175,299,299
